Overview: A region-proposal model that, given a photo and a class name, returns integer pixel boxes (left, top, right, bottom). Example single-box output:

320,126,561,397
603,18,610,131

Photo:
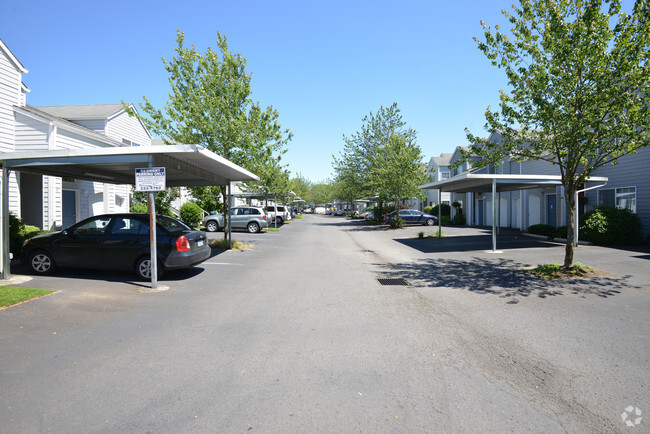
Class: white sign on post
135,167,166,192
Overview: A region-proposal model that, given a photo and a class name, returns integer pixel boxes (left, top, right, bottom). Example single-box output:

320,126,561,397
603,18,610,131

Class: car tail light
176,235,191,252
263,215,267,221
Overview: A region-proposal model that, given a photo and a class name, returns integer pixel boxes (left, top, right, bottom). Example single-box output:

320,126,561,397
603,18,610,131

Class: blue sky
0,0,634,183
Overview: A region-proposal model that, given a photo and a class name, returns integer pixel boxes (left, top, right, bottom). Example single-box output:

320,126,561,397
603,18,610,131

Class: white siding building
0,38,152,230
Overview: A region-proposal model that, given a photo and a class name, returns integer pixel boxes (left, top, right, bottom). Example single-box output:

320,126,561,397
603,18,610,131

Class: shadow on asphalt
374,257,639,304
396,233,562,253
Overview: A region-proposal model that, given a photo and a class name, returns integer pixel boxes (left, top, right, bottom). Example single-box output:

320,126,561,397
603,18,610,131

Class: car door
52,216,113,269
230,207,244,229
399,210,414,224
101,216,150,269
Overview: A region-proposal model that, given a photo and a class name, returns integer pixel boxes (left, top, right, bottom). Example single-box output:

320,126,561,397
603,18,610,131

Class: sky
0,0,635,183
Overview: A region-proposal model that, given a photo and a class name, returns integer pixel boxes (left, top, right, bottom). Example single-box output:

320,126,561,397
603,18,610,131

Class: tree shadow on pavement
375,257,638,304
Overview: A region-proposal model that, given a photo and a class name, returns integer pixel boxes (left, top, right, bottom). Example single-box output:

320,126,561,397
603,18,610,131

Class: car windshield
157,216,191,233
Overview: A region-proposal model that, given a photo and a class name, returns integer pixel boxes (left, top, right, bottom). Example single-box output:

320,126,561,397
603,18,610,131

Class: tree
129,30,292,239
131,188,180,217
333,103,421,219
307,182,335,205
465,0,650,267
376,134,427,207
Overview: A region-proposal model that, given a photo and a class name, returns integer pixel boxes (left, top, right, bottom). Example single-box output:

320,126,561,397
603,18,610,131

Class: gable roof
16,105,123,147
36,104,124,120
432,153,453,166
0,38,28,73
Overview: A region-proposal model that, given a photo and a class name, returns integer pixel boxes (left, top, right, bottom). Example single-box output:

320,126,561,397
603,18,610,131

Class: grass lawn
0,286,56,309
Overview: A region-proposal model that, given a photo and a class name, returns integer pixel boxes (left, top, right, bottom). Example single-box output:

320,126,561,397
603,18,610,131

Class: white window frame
598,186,636,213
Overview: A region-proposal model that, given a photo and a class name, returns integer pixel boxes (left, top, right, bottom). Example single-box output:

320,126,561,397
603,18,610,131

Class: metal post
149,191,157,289
492,178,497,252
2,166,10,280
574,190,579,247
227,182,232,249
437,189,442,238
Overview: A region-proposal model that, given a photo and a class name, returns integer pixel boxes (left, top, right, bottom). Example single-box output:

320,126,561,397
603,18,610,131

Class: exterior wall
105,111,151,146
0,46,24,217
70,119,106,134
585,147,650,239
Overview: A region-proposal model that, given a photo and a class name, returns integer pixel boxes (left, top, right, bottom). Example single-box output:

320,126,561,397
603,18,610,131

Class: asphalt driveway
1,216,648,432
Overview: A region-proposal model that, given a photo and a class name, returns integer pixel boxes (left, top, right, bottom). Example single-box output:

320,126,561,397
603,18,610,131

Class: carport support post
437,189,442,238
149,191,158,289
2,166,10,280
492,178,497,252
227,182,232,249
574,189,579,247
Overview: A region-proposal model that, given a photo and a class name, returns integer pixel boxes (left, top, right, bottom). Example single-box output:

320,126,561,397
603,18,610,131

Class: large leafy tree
377,134,427,207
333,103,420,218
130,30,292,238
465,0,650,267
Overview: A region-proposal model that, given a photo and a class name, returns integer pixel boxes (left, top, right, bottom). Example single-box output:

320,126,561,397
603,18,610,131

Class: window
441,171,450,180
598,187,636,212
109,217,146,235
122,138,132,146
488,163,503,174
73,217,112,235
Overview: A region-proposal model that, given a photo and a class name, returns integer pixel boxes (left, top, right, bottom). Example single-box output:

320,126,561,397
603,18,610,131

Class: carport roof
0,145,259,186
419,173,608,193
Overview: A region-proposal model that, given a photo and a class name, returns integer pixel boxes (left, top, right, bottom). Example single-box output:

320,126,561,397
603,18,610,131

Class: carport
419,173,608,252
0,145,259,281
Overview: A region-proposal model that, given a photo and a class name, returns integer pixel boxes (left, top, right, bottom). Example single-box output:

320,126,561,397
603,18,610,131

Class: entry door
547,194,557,227
477,200,484,226
62,190,77,228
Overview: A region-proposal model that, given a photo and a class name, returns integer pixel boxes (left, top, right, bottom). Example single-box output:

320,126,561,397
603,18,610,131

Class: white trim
0,38,28,73
14,106,124,147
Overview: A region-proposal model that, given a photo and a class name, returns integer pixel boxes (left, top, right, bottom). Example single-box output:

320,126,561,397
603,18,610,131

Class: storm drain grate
377,278,411,286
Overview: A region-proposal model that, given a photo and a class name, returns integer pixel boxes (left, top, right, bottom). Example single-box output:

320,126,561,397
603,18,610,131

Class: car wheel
135,256,163,281
206,220,219,232
247,222,260,233
29,250,56,275
425,218,435,226
276,217,283,224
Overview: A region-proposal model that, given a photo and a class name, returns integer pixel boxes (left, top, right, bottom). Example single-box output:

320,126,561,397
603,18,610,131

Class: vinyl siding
70,119,106,134
57,128,110,150
0,47,21,152
14,112,49,150
585,147,650,238
105,111,151,146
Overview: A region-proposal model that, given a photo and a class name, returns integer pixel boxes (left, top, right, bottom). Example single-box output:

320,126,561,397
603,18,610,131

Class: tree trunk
563,185,577,268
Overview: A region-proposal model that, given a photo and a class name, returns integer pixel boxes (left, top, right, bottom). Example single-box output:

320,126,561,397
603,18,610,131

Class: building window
489,163,503,174
598,186,636,212
122,139,141,147
441,171,450,180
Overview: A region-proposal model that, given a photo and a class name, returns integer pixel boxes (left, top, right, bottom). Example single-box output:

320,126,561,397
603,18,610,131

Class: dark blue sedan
384,209,439,226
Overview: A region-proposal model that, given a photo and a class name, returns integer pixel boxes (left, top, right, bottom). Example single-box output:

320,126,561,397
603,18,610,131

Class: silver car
203,206,268,233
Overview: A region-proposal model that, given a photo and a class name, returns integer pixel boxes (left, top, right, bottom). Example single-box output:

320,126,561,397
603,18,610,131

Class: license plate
197,240,204,247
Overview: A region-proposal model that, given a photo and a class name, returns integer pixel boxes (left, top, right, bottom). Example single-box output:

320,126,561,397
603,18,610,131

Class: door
62,190,77,228
546,194,557,227
477,200,484,226
52,216,112,269
102,216,152,269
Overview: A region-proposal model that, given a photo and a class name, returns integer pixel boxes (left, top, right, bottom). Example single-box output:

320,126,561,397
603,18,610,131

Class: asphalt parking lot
1,215,648,432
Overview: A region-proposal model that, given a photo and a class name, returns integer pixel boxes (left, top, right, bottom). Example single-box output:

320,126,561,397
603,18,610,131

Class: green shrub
389,217,404,229
452,214,466,225
430,203,451,218
441,216,450,225
580,207,642,245
130,202,148,213
418,231,425,239
9,213,48,256
180,202,203,228
554,226,567,239
527,224,556,237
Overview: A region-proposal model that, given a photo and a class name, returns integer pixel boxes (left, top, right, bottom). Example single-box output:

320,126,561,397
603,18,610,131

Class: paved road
1,215,648,432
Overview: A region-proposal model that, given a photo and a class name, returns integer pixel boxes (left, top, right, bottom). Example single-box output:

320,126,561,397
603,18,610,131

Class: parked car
203,206,268,233
264,205,292,224
361,210,374,220
384,209,439,226
21,213,211,280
